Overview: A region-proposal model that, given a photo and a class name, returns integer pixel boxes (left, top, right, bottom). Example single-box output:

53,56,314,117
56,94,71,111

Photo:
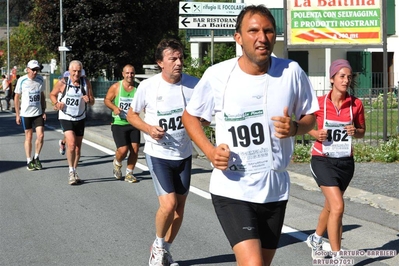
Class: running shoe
125,172,138,183
68,172,77,185
149,245,166,266
306,233,324,259
164,250,179,266
27,160,36,171
113,159,122,180
34,157,42,170
74,172,82,184
59,140,66,155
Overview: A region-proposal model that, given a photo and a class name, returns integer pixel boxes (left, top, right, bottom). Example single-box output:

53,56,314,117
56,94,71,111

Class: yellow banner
287,0,383,45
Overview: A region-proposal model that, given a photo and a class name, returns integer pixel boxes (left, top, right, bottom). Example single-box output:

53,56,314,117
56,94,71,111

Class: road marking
83,138,149,171
190,186,212,200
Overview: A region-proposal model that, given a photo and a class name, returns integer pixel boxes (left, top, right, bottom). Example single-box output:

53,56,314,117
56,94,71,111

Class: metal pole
211,30,214,65
283,0,288,59
397,81,399,134
60,0,65,74
382,0,388,141
7,0,10,80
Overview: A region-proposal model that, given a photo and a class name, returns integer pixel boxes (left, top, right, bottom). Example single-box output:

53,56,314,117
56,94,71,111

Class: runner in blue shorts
127,39,199,265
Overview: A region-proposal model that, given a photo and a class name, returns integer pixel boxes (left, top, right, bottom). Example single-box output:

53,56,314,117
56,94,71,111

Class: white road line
83,138,149,171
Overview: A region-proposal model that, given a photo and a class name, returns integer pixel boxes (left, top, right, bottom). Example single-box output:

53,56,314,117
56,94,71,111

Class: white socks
313,232,322,243
154,236,164,248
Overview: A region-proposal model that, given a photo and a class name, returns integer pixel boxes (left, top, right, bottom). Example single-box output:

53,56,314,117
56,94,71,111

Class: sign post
178,2,245,30
179,2,246,64
179,16,237,30
179,2,245,16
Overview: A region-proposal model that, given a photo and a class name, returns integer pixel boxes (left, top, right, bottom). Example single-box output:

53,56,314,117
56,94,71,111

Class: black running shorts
60,119,86,137
310,156,354,191
211,194,288,249
22,115,44,130
111,124,140,148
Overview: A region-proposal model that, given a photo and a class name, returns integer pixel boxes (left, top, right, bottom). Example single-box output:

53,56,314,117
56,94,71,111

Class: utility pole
60,0,66,74
7,0,10,79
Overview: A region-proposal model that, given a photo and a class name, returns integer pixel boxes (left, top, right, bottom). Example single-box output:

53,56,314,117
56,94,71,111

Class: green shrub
372,92,398,109
372,137,399,162
292,144,312,163
353,143,374,162
292,137,399,163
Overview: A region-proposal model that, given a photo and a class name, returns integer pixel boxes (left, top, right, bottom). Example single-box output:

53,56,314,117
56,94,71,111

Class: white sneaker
74,172,82,183
113,159,122,180
164,250,179,266
149,245,165,266
68,172,77,185
306,233,324,259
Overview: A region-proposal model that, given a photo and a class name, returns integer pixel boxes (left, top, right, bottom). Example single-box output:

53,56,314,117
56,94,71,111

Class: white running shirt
14,74,45,117
186,57,319,203
131,73,199,160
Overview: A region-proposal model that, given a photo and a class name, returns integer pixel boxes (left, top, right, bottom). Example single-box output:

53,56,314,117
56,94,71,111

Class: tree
0,0,32,27
0,22,57,71
30,0,181,78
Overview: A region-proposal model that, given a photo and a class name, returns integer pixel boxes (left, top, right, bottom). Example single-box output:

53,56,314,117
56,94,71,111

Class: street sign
179,16,236,30
179,2,245,16
58,46,72,52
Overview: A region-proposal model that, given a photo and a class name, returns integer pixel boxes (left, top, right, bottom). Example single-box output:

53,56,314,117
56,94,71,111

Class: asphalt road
1,110,398,266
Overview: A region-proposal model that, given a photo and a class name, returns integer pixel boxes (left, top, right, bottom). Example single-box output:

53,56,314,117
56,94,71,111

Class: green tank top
112,81,136,125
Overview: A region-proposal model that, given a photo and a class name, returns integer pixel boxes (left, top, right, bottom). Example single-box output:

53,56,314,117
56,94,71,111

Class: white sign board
179,2,245,15
58,46,72,52
179,16,237,29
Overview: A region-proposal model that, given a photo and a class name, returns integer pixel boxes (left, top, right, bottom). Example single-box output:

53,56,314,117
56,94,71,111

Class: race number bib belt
153,77,187,148
113,81,136,124
28,90,41,107
320,95,353,158
61,77,87,118
220,62,274,174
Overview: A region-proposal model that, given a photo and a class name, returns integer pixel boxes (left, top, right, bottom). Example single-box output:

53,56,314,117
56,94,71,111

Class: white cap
27,60,40,69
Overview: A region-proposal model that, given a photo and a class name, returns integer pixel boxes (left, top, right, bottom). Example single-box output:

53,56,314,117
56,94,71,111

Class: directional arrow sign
179,16,237,29
58,46,72,52
179,2,245,15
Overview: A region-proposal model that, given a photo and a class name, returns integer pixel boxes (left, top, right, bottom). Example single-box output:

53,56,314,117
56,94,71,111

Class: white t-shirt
2,79,9,91
131,73,199,160
14,74,45,117
186,57,319,203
